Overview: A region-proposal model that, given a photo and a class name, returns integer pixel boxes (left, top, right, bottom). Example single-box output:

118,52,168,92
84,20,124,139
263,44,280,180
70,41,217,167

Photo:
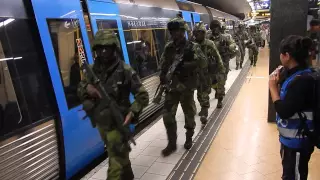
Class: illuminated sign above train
123,19,168,29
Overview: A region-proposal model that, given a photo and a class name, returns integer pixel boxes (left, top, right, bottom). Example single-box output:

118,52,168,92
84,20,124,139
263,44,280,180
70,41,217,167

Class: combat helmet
92,30,121,50
210,20,221,30
193,21,207,33
167,17,188,31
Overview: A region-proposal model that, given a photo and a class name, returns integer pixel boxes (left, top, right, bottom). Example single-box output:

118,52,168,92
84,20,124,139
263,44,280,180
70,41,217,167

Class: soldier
78,30,149,180
208,20,236,108
160,18,208,156
193,22,225,124
235,24,249,69
246,26,260,66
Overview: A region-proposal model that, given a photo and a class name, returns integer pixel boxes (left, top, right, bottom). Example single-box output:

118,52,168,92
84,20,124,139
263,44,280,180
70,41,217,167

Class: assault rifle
76,38,136,145
153,53,183,104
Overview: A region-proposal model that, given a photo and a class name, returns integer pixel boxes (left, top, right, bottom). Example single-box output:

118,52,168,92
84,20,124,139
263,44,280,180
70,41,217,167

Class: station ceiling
192,0,252,19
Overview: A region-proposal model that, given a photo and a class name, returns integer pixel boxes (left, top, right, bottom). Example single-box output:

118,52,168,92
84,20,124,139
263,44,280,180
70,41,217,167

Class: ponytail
280,35,313,68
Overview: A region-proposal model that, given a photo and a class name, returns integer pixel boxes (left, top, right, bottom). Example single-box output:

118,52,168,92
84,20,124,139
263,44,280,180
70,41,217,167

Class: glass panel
47,18,85,109
96,19,124,59
124,29,159,79
0,17,56,136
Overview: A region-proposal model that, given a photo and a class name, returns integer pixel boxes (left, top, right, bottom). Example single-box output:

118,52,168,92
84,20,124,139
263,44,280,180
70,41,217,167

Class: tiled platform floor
194,48,320,180
80,54,249,180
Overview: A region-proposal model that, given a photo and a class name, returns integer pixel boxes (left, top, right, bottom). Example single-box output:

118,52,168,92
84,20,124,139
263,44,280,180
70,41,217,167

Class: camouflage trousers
197,84,211,109
97,125,134,180
163,90,196,142
249,48,258,65
213,59,229,98
235,46,245,66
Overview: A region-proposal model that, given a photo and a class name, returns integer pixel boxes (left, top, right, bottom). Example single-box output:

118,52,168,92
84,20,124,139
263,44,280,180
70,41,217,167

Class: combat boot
217,98,223,109
162,130,177,157
240,63,243,69
198,108,208,125
184,130,194,150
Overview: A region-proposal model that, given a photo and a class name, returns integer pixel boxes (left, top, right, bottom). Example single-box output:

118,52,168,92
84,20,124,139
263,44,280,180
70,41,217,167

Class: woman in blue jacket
269,35,314,180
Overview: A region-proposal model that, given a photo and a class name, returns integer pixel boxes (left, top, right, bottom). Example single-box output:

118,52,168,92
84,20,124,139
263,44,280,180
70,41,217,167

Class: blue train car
0,0,239,179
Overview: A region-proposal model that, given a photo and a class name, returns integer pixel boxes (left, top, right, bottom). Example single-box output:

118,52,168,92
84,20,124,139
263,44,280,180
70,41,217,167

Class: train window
124,29,159,79
0,17,57,136
47,19,85,109
96,19,124,59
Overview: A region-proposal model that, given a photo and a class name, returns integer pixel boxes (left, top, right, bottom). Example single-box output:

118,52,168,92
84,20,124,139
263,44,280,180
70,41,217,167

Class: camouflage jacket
209,33,237,60
78,59,149,127
252,32,263,46
159,39,208,91
198,39,225,76
246,33,259,52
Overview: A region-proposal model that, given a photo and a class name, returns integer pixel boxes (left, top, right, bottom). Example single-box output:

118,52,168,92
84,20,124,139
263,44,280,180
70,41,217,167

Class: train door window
0,17,57,136
96,19,124,59
124,29,159,79
47,19,85,109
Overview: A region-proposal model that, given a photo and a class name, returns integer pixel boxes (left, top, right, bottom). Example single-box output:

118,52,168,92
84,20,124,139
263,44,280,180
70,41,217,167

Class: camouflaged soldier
193,22,225,125
233,24,248,70
160,18,208,156
78,30,149,180
208,20,237,108
246,26,260,66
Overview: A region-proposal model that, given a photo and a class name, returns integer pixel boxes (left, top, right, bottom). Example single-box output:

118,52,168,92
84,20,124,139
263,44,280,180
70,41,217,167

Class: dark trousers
280,144,314,180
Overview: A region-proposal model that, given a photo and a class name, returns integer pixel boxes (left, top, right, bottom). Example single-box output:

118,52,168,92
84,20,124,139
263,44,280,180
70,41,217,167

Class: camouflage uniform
78,30,149,180
233,25,248,69
193,22,225,124
246,26,260,66
209,20,236,108
160,18,208,156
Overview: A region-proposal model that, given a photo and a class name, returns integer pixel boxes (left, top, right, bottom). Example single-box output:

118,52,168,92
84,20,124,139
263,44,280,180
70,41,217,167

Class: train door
181,11,193,39
182,11,193,30
85,0,130,64
29,0,104,178
192,13,201,24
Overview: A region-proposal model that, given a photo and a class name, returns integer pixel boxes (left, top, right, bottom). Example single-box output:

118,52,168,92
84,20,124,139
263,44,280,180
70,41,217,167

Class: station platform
81,47,319,180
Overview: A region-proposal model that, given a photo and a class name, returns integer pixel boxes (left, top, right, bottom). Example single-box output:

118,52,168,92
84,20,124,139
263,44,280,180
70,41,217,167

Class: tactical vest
201,40,217,74
276,69,314,149
169,41,198,91
211,34,230,59
92,61,132,129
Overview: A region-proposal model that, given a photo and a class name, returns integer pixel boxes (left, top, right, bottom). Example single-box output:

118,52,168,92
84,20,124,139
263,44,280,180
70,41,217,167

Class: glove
86,84,101,98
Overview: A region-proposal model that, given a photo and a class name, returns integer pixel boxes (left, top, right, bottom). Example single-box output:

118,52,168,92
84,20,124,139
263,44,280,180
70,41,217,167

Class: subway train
0,0,240,179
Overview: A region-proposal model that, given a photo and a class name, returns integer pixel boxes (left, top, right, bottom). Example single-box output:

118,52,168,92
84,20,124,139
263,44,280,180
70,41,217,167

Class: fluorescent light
0,57,22,61
0,58,13,61
90,13,117,16
127,41,141,45
0,18,15,28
